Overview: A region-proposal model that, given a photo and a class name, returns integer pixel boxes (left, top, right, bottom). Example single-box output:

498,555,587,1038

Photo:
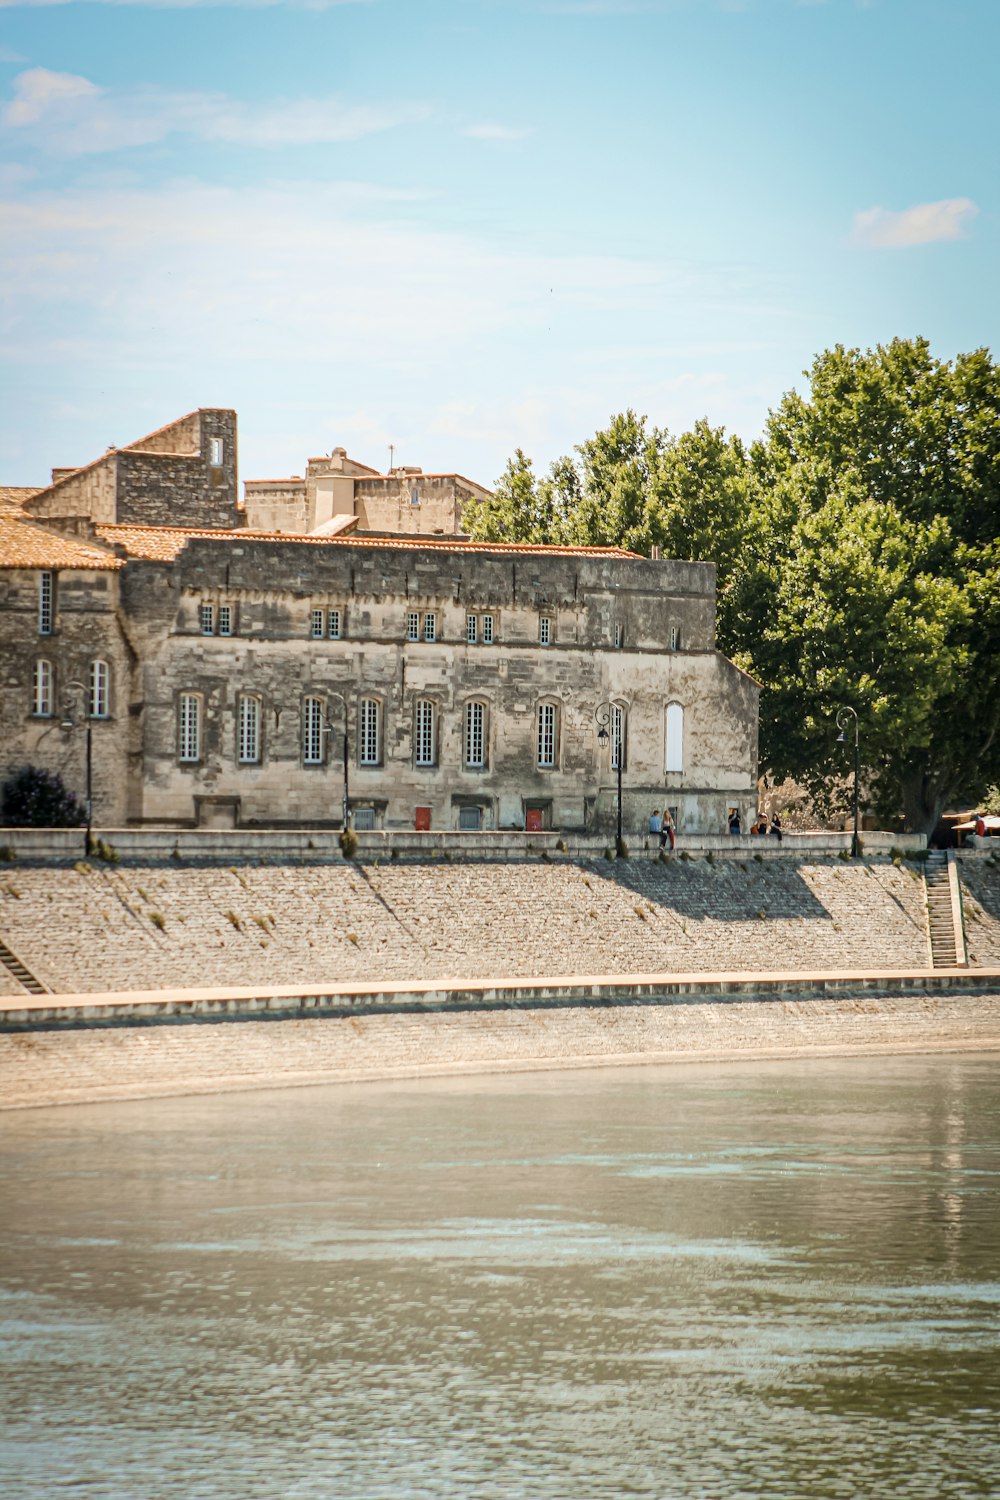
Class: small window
354,806,377,830
178,694,201,763
669,626,679,651
610,703,626,771
217,605,233,637
406,611,421,642
238,695,261,764
410,485,420,507
536,702,557,768
208,436,224,467
467,614,478,644
310,609,325,639
423,612,437,642
665,702,684,773
458,806,482,831
327,609,342,640
359,697,381,766
482,613,495,644
539,615,553,646
464,701,486,769
38,572,53,636
199,602,215,635
302,696,324,765
89,659,110,719
614,622,624,650
415,699,436,767
33,659,52,717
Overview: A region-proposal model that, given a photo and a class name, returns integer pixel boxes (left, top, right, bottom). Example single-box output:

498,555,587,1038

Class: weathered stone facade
1,411,758,836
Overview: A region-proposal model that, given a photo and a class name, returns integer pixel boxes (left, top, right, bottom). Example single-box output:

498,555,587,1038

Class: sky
0,0,997,491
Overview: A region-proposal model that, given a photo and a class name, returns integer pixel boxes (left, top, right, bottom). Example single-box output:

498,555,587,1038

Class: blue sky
0,0,996,490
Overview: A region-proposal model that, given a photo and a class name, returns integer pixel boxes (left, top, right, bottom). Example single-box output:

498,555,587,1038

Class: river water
2,1053,999,1499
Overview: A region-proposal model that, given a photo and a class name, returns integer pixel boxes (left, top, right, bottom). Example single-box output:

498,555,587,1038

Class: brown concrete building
0,411,758,836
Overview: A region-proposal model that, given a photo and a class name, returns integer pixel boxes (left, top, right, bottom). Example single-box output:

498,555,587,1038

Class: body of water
2,1053,999,1497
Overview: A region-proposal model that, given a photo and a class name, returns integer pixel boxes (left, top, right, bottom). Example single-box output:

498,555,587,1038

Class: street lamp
62,679,93,857
835,706,860,858
595,701,626,856
322,691,350,831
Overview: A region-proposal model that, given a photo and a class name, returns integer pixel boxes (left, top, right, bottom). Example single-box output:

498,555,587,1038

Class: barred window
327,609,342,639
406,611,421,642
467,614,477,644
33,659,52,717
89,659,109,719
38,572,53,636
423,612,437,642
217,604,233,636
178,695,201,762
464,701,486,769
415,699,436,767
238,695,261,764
482,613,495,644
611,703,626,771
539,615,553,646
302,696,324,765
310,609,325,639
359,698,381,766
199,602,215,635
665,702,684,773
537,702,557,768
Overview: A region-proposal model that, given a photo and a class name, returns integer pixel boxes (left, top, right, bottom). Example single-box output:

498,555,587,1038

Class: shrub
1,767,85,828
224,909,242,931
339,827,358,859
0,845,15,862
149,911,166,931
94,839,119,864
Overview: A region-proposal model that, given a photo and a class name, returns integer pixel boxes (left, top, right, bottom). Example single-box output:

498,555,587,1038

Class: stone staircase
925,850,967,968
0,934,47,994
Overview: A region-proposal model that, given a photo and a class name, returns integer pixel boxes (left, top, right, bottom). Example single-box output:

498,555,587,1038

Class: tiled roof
0,516,123,571
0,486,41,514
94,523,642,562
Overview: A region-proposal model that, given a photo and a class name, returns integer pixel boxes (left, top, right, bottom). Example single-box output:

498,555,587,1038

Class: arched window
464,701,487,769
610,702,627,771
536,701,559,768
302,697,324,765
415,699,436,767
33,659,53,717
359,697,382,766
89,659,109,718
665,702,684,773
178,694,201,763
238,694,261,764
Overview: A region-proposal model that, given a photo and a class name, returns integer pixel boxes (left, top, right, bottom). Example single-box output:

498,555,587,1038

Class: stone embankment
0,855,950,995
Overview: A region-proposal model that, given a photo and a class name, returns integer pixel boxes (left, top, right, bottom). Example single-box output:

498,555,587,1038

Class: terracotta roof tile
0,516,123,571
0,486,42,514
94,523,642,562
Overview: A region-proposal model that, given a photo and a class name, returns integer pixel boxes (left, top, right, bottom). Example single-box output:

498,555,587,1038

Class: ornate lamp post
62,679,93,857
835,706,860,858
595,701,626,856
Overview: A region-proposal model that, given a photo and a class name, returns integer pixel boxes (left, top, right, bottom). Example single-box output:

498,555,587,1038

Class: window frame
414,698,437,768
406,610,421,642
302,696,325,766
199,602,215,636
89,659,110,720
463,700,488,770
208,436,224,467
665,701,684,774
610,702,627,772
539,614,553,646
38,571,53,636
178,694,202,764
33,658,53,718
359,696,382,767
423,612,437,643
238,693,262,765
536,700,558,769
327,608,342,640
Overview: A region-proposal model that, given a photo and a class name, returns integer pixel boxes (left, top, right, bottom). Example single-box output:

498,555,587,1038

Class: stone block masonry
0,856,941,997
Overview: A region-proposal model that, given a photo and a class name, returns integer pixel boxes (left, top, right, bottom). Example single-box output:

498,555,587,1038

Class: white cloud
3,69,429,152
852,197,979,248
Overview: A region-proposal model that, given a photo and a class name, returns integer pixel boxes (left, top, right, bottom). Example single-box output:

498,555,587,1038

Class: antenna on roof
388,443,395,472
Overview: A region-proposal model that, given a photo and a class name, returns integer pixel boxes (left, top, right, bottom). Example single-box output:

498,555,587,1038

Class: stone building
0,410,758,836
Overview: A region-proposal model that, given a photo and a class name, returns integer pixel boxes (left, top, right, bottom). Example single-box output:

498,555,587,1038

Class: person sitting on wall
649,809,662,845
728,809,742,836
770,813,783,843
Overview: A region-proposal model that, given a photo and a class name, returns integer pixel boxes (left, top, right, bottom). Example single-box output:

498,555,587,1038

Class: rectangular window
217,605,233,637
199,602,215,635
34,659,52,717
537,703,557,768
178,695,201,762
539,616,552,646
89,660,109,719
415,699,436,766
423,612,437,642
38,572,53,636
360,698,381,766
208,436,224,466
467,614,478,644
327,609,342,640
614,622,624,649
482,613,495,644
354,806,377,830
238,695,260,764
459,806,482,831
669,626,679,651
611,704,626,771
409,486,420,507
406,611,421,642
302,697,324,765
464,702,485,768
310,609,325,639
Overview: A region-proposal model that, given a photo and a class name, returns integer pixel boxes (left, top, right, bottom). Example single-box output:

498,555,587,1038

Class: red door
525,808,543,832
414,806,431,831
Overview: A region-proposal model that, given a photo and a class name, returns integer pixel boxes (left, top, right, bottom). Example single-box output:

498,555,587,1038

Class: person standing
663,808,675,850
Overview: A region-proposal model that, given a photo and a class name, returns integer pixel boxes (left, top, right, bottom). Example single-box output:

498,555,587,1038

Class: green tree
1,766,85,827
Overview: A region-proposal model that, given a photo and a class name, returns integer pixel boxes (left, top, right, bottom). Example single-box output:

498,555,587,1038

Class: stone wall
0,857,936,996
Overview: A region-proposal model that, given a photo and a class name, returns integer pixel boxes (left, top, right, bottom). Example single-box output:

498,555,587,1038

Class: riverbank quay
3,968,999,1110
